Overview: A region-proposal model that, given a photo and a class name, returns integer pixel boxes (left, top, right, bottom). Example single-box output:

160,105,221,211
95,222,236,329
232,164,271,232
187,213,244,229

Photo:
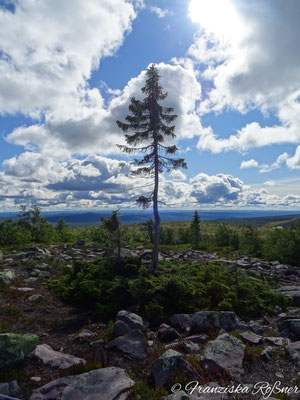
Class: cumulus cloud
240,159,258,169
149,7,173,18
170,170,187,181
1,152,299,210
7,62,203,156
187,0,300,153
0,0,140,116
286,146,300,169
190,173,244,204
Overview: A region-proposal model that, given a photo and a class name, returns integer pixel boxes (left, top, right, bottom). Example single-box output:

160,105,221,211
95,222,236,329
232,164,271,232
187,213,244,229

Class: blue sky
0,0,299,210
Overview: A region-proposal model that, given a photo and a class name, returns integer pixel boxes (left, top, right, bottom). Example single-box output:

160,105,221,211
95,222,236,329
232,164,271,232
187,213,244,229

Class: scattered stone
0,269,15,284
34,263,49,270
113,310,143,338
158,324,181,342
279,318,300,340
14,287,35,292
261,346,273,362
165,391,189,400
276,286,300,306
90,339,105,348
180,339,201,354
201,333,245,378
107,329,147,360
93,346,107,367
185,334,210,344
147,331,156,340
151,349,200,389
30,377,42,383
25,277,39,284
0,380,20,397
286,341,300,366
31,269,51,278
169,314,192,332
31,344,85,369
113,320,130,338
265,337,290,346
75,329,96,342
275,372,284,379
0,333,38,368
190,311,248,334
29,367,134,400
28,294,43,303
239,331,263,345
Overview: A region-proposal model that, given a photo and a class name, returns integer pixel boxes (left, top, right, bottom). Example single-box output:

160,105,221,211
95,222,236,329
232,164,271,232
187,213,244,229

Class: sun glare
188,0,243,41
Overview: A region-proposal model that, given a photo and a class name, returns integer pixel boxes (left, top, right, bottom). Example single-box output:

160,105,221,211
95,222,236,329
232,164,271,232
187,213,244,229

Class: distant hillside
0,210,299,227
219,213,300,227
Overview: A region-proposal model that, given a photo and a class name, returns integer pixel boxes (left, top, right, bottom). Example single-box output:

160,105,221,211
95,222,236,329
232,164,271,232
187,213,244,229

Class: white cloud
0,0,139,117
149,6,173,18
186,0,300,153
170,170,187,181
240,159,258,169
1,152,299,210
7,62,203,156
286,146,300,169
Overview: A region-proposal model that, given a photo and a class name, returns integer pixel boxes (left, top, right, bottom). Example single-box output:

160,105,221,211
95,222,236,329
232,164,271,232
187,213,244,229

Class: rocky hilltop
0,243,300,399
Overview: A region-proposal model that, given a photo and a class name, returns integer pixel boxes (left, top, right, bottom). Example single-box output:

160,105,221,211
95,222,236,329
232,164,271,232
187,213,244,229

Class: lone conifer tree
191,210,201,249
117,64,187,269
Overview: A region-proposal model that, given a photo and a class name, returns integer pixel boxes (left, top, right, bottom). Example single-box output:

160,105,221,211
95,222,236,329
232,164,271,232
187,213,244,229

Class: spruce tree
191,210,201,249
117,64,187,270
101,210,122,262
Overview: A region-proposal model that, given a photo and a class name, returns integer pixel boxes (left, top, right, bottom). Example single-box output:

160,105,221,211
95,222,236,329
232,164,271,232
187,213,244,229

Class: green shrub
49,257,291,321
263,225,300,266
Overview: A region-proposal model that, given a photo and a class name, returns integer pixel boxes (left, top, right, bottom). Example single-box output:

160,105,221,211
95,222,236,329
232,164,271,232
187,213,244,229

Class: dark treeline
0,206,299,267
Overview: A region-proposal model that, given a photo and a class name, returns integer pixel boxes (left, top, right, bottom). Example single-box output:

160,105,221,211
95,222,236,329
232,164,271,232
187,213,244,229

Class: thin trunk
152,139,160,271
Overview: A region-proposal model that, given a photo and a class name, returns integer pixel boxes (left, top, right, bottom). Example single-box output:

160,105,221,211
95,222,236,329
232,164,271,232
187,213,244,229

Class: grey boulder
169,314,192,332
113,310,143,338
107,329,147,360
29,367,134,400
190,311,247,334
276,286,300,306
201,333,245,378
151,349,200,389
158,324,181,342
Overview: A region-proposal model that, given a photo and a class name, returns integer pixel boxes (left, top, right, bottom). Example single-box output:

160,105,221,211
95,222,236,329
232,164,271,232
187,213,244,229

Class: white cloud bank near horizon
1,153,299,210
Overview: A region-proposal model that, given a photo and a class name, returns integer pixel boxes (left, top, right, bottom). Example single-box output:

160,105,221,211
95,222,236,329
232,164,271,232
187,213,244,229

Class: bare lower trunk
152,142,160,271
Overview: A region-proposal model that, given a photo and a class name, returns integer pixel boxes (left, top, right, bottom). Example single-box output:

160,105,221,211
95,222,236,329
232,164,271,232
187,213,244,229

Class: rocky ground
0,242,300,400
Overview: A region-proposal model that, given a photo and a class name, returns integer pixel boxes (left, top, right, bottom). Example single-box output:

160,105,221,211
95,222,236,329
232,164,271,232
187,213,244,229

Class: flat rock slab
108,329,147,360
31,344,85,369
29,367,134,400
0,333,38,368
239,331,263,345
190,311,247,334
201,333,245,378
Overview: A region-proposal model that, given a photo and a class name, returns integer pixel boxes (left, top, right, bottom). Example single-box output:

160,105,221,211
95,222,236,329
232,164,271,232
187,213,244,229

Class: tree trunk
152,140,160,271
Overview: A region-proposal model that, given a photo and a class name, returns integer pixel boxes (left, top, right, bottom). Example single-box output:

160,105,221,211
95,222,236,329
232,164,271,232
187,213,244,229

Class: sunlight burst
188,0,243,40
